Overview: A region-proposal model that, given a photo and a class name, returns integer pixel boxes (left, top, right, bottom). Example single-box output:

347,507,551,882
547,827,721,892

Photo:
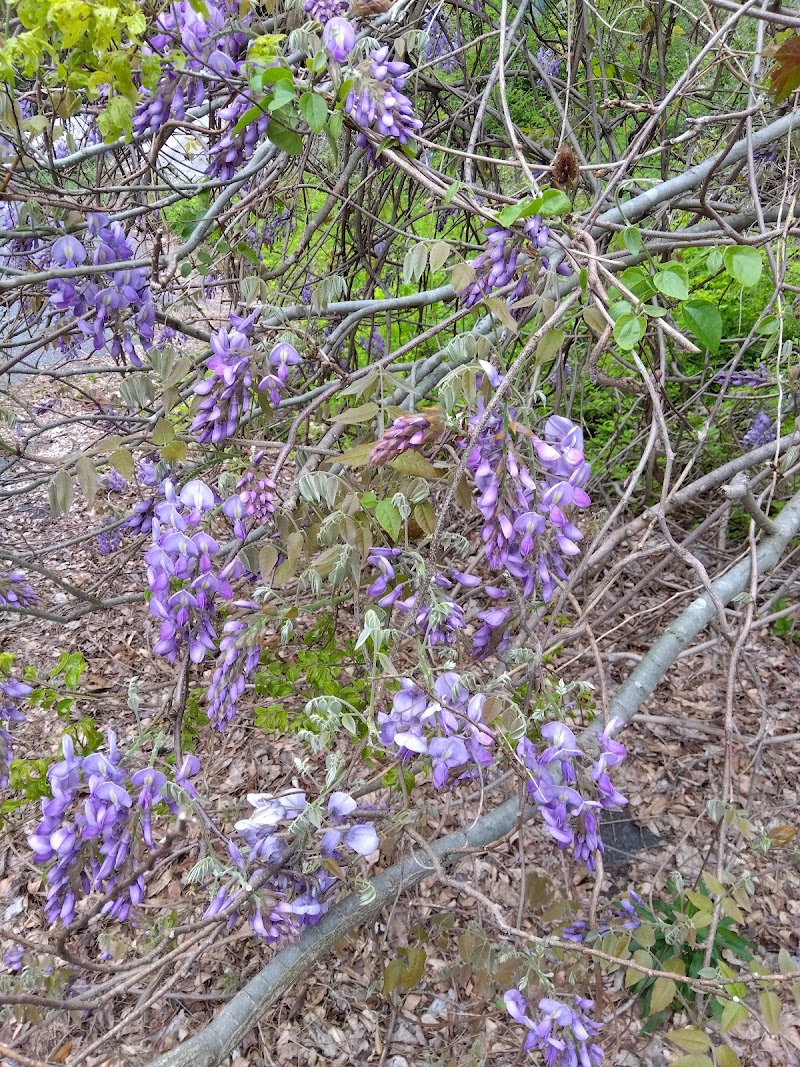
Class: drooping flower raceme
191,312,260,444
204,788,379,945
456,218,569,312
145,478,241,665
378,673,494,787
45,214,156,367
345,46,423,156
369,410,444,466
504,989,604,1066
464,372,591,603
27,733,199,925
516,717,628,872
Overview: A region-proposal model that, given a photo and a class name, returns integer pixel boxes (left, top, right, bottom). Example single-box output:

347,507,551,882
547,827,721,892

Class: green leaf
75,456,97,507
299,91,327,133
389,451,441,478
707,247,724,273
759,989,781,1035
330,401,379,425
428,240,451,274
538,188,572,216
682,299,722,353
109,447,135,480
497,196,544,227
720,999,748,1032
336,443,375,467
613,313,646,351
152,417,175,445
403,242,428,286
623,226,644,254
234,102,267,135
670,1058,714,1067
375,499,402,541
268,122,303,155
649,977,676,1013
717,1048,743,1067
723,246,763,289
653,265,689,301
666,1028,711,1054
535,328,566,365
48,468,74,517
160,439,187,463
268,81,296,112
414,501,436,534
443,180,461,205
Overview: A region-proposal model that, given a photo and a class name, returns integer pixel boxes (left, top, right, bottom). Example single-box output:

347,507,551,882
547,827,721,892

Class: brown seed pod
551,143,580,191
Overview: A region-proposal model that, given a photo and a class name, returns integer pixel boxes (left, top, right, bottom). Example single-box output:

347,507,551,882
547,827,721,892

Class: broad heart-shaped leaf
649,976,677,1014
720,999,748,1032
613,313,646,351
375,499,402,541
666,1027,711,1054
538,188,572,216
299,91,327,132
653,265,689,301
770,34,800,101
267,120,303,156
682,299,722,353
723,246,763,289
670,1058,714,1067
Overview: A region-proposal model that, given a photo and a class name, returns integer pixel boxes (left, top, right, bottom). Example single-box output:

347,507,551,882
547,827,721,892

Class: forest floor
1,364,799,1067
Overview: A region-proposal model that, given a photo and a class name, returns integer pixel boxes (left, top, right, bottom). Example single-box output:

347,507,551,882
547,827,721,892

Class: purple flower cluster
423,8,464,74
504,989,603,1066
517,718,627,871
378,673,494,787
365,549,497,648
0,202,41,271
743,409,776,450
369,411,443,466
207,93,269,184
106,469,127,492
191,312,259,444
27,733,200,925
304,0,349,22
134,0,246,137
345,46,423,155
144,479,240,663
714,364,768,388
223,452,276,540
205,788,378,945
46,214,155,367
0,674,32,788
97,522,125,556
561,891,643,943
258,341,300,406
536,45,563,82
0,570,37,608
466,377,591,602
456,218,569,310
205,604,262,729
